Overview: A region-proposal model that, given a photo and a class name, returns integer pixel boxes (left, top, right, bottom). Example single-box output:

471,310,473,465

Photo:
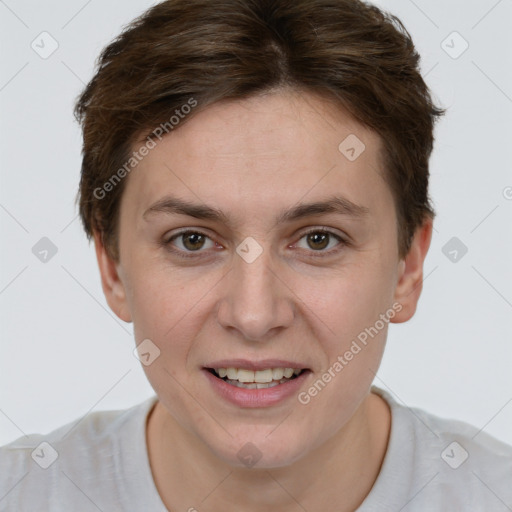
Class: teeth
254,369,273,383
272,368,284,380
226,368,238,379
227,380,281,389
237,369,255,383
213,367,302,384
256,382,279,389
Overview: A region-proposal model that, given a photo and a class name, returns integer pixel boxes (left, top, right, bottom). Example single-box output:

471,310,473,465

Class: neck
146,391,390,512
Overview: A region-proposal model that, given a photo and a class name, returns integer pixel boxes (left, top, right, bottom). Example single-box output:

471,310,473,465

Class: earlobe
93,231,132,323
390,218,433,324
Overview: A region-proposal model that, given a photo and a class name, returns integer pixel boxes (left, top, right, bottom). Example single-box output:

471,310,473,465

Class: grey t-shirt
1,386,511,511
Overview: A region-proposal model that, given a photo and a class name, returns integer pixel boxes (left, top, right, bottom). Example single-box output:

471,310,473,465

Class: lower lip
203,369,311,408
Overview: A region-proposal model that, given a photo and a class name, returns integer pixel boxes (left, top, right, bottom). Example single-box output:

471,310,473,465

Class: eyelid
296,226,346,241
166,228,214,243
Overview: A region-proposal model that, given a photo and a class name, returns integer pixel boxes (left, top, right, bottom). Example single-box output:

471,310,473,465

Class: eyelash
163,228,348,260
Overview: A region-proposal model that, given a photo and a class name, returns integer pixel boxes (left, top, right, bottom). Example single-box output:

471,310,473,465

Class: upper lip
205,359,310,371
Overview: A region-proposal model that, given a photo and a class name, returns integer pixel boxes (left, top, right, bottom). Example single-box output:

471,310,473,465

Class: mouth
202,359,312,407
206,366,307,389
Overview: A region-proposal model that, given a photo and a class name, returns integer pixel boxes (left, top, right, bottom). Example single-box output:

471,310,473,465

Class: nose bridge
217,240,293,340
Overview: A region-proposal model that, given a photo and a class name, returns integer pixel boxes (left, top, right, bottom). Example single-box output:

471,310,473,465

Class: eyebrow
142,195,370,225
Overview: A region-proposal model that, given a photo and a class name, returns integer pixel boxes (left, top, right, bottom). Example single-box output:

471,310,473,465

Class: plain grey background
1,0,511,447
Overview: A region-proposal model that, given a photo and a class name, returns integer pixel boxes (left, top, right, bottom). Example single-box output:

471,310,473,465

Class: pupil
308,232,329,250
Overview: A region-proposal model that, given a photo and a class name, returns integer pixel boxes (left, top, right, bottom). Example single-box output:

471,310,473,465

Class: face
98,90,429,468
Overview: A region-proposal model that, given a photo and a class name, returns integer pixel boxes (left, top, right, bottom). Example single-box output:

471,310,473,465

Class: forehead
163,90,378,160
121,90,393,227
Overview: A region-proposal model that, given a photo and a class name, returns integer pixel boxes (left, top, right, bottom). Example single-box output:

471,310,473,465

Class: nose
216,244,295,342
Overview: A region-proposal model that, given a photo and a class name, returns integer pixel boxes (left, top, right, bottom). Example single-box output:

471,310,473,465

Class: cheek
126,263,183,346
295,264,392,427
127,265,210,411
127,260,223,368
297,257,394,340
291,250,395,411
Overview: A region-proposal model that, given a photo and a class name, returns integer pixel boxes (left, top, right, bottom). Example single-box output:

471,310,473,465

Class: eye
295,228,345,254
166,230,218,253
163,228,346,259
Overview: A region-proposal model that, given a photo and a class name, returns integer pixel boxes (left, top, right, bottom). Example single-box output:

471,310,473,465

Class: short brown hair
74,0,444,261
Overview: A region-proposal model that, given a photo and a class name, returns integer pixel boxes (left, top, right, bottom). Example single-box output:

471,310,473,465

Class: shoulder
0,396,158,512
404,395,512,475
366,386,512,511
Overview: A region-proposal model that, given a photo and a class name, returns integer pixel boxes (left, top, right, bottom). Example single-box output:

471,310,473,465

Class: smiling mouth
207,367,307,389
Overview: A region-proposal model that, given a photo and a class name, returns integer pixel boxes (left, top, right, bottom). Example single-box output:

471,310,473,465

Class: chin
211,430,309,470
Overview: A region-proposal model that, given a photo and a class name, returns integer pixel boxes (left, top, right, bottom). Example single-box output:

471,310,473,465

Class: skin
94,89,432,511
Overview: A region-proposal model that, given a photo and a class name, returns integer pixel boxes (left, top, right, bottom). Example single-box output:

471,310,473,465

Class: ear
93,231,132,323
390,218,433,323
